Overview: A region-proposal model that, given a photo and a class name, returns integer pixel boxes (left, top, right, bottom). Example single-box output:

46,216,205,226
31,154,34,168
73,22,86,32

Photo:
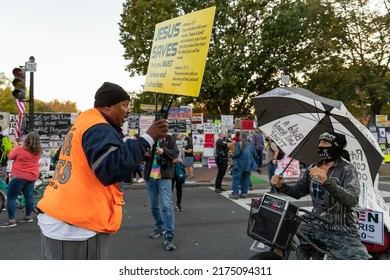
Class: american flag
15,99,26,139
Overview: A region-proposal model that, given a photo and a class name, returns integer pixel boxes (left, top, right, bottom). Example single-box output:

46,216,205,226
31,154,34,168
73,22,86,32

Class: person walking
0,131,42,228
214,132,234,193
233,131,240,143
144,134,179,251
182,136,194,179
252,129,264,174
172,133,184,211
37,82,168,259
229,131,257,199
264,135,280,194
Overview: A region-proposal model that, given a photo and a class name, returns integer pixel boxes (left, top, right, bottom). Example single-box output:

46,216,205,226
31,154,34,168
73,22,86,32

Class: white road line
210,187,390,211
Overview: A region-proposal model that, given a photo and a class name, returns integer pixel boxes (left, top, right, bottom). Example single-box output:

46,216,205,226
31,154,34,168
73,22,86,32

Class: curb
123,173,274,190
124,173,389,191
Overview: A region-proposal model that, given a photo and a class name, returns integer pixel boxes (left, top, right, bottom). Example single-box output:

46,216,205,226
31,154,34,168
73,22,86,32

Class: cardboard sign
275,157,301,178
144,7,216,97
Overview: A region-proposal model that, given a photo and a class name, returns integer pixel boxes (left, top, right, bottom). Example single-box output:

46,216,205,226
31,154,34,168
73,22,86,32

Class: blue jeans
232,170,251,195
267,162,277,192
6,177,35,220
146,178,175,237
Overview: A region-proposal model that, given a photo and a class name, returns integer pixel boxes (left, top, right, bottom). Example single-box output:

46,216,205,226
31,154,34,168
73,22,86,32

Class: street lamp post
25,56,37,132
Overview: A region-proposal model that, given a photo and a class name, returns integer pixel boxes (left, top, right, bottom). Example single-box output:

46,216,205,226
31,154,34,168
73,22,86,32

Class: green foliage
119,0,178,76
34,99,78,113
119,0,390,118
0,88,78,114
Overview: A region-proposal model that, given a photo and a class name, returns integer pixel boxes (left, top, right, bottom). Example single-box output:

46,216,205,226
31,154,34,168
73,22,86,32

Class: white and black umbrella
252,87,383,188
252,87,390,230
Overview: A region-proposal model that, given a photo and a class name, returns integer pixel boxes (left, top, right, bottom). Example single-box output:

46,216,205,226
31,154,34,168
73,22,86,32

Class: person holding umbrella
271,131,370,259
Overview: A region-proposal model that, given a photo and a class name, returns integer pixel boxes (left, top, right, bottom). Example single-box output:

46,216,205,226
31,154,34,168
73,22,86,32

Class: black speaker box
247,193,301,250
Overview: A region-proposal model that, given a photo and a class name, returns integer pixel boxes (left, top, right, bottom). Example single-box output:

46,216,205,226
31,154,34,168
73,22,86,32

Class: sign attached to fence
144,6,216,97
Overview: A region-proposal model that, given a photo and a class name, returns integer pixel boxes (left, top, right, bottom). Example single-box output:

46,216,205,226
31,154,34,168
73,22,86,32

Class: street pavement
1,164,390,260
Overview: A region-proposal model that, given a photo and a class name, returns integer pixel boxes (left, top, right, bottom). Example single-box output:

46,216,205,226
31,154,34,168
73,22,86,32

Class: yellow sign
144,6,216,97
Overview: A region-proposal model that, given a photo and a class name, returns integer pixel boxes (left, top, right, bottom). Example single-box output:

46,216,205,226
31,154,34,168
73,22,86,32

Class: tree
34,99,78,113
306,0,390,119
119,0,345,116
119,0,178,76
119,0,389,118
1,71,79,113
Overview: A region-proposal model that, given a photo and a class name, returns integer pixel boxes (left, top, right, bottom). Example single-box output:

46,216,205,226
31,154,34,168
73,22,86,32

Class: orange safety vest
38,109,125,233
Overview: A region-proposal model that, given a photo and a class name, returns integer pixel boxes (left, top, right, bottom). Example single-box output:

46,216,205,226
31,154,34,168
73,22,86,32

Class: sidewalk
126,163,390,189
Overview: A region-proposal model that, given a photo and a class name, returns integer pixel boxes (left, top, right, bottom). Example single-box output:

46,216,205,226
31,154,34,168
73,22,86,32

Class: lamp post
25,56,37,132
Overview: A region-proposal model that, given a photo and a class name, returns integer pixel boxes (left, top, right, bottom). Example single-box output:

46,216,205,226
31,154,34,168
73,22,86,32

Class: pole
27,56,35,132
29,71,34,132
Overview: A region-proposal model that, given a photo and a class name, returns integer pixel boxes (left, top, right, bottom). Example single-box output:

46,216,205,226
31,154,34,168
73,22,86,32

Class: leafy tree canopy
119,0,389,120
0,73,78,113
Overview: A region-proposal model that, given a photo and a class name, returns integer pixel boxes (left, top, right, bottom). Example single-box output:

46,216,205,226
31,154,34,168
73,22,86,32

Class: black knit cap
94,82,130,107
318,131,347,148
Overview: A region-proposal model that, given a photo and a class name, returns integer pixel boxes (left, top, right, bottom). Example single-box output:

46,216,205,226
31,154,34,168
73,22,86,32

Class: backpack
0,136,13,162
175,162,186,184
271,142,286,160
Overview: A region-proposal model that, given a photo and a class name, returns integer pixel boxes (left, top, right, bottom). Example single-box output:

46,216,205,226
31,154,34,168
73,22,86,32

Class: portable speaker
247,193,301,250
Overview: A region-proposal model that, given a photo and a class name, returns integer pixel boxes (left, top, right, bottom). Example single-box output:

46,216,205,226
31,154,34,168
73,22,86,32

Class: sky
0,0,145,111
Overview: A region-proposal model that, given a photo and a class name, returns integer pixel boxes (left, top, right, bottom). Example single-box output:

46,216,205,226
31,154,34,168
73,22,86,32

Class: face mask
318,146,342,162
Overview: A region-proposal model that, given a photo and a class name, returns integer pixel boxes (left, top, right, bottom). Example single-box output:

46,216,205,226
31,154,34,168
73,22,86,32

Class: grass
250,174,268,185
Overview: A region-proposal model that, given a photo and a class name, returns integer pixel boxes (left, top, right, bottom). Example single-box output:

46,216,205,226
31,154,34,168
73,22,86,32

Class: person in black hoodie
144,134,179,251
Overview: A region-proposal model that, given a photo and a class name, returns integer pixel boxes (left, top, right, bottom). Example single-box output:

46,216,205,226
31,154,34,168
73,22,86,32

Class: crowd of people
0,81,369,260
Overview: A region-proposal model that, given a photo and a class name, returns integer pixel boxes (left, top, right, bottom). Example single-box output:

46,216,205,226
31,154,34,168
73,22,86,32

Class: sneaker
215,188,222,193
176,204,183,211
240,194,247,198
229,193,240,199
0,220,17,228
164,235,176,251
136,178,145,183
149,228,165,239
19,217,33,223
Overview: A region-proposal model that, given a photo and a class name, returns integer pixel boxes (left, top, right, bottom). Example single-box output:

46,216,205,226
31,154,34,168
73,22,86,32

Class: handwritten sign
144,7,216,97
276,157,300,178
32,113,72,136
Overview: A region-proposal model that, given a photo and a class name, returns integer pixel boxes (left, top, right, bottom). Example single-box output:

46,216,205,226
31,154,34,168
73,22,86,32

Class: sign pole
26,56,37,132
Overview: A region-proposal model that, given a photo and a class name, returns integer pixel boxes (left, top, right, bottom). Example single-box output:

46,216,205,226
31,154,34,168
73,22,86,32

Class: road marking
210,186,390,212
